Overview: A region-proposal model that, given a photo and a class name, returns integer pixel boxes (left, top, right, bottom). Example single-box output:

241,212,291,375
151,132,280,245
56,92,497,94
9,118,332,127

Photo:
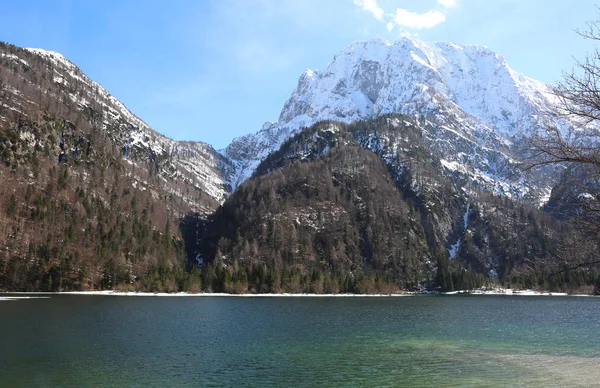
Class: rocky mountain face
224,38,567,204
2,37,566,213
1,37,596,293
1,44,233,214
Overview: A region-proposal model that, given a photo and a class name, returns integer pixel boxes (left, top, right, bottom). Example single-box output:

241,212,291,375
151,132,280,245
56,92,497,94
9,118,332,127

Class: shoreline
1,288,597,298
1,291,412,298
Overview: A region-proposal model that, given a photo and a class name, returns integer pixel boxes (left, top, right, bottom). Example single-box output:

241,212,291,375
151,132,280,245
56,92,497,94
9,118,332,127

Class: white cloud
353,0,384,22
352,0,452,33
438,0,457,8
393,9,446,30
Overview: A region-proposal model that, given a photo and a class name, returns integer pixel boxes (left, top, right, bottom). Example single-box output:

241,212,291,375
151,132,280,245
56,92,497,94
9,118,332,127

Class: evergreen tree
6,193,16,218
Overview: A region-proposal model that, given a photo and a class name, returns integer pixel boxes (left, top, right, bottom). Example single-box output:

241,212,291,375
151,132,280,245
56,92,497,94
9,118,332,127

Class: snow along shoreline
2,291,411,298
1,288,597,298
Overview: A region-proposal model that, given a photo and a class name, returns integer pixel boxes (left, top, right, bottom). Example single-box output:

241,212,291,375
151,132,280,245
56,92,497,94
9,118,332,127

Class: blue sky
1,0,597,148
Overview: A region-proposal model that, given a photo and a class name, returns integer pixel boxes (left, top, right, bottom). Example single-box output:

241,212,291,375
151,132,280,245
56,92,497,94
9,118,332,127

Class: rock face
1,44,233,214
224,37,567,203
3,38,568,207
1,39,595,293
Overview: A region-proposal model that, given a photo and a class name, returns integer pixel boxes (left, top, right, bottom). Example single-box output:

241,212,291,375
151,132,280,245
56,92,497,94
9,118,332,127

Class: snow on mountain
224,37,565,202
22,47,233,210
25,48,150,130
13,38,567,207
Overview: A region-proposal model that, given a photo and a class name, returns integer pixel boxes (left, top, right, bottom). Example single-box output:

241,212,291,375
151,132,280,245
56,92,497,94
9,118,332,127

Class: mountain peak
278,36,553,133
225,38,564,201
25,47,76,69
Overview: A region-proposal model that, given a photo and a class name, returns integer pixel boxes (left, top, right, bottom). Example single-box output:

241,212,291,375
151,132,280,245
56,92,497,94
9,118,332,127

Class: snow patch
449,204,470,259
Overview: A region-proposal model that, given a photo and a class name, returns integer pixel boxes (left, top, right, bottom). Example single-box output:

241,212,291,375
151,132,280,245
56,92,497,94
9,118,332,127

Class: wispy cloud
438,0,457,8
393,9,446,30
353,0,384,22
353,0,458,35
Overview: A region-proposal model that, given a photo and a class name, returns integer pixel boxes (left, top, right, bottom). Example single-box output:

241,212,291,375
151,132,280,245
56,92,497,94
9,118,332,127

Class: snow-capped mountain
1,45,233,213
225,37,564,202
1,39,592,292
2,37,567,210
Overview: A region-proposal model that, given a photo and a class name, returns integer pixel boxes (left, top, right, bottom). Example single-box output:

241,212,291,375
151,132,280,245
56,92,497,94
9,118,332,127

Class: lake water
0,295,599,387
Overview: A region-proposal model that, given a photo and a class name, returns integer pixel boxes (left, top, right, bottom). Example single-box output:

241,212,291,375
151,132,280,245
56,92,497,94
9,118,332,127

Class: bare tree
526,18,600,164
524,17,600,270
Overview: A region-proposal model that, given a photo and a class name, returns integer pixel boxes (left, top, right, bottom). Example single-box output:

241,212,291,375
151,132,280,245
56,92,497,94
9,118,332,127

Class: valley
0,38,598,294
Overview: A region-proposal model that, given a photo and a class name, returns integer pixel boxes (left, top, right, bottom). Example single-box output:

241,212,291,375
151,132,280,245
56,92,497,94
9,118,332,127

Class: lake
0,294,599,387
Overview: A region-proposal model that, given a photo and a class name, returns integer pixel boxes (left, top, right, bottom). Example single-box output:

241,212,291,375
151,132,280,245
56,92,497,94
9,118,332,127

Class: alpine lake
1,294,599,387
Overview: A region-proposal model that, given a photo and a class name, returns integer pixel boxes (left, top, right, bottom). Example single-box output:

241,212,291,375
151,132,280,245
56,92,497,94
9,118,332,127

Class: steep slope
253,116,467,254
0,42,230,291
194,118,597,293
1,37,595,294
203,142,433,292
224,37,564,203
1,43,233,212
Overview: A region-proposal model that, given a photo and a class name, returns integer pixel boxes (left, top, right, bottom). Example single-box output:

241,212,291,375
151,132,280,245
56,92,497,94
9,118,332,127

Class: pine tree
6,193,16,218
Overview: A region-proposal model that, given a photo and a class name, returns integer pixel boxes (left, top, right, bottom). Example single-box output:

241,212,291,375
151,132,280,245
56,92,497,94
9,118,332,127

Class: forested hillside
1,39,598,294
201,144,431,293
0,42,218,291
186,118,600,294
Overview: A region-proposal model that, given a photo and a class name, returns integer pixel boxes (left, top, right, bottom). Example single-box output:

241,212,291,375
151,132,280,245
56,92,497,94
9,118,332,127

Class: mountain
1,44,233,213
1,37,597,294
207,38,598,293
4,37,564,212
205,136,432,293
0,42,233,291
197,117,596,294
224,38,566,204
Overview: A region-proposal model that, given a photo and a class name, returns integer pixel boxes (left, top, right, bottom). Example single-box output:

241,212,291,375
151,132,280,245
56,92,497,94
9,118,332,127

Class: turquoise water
0,295,599,387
